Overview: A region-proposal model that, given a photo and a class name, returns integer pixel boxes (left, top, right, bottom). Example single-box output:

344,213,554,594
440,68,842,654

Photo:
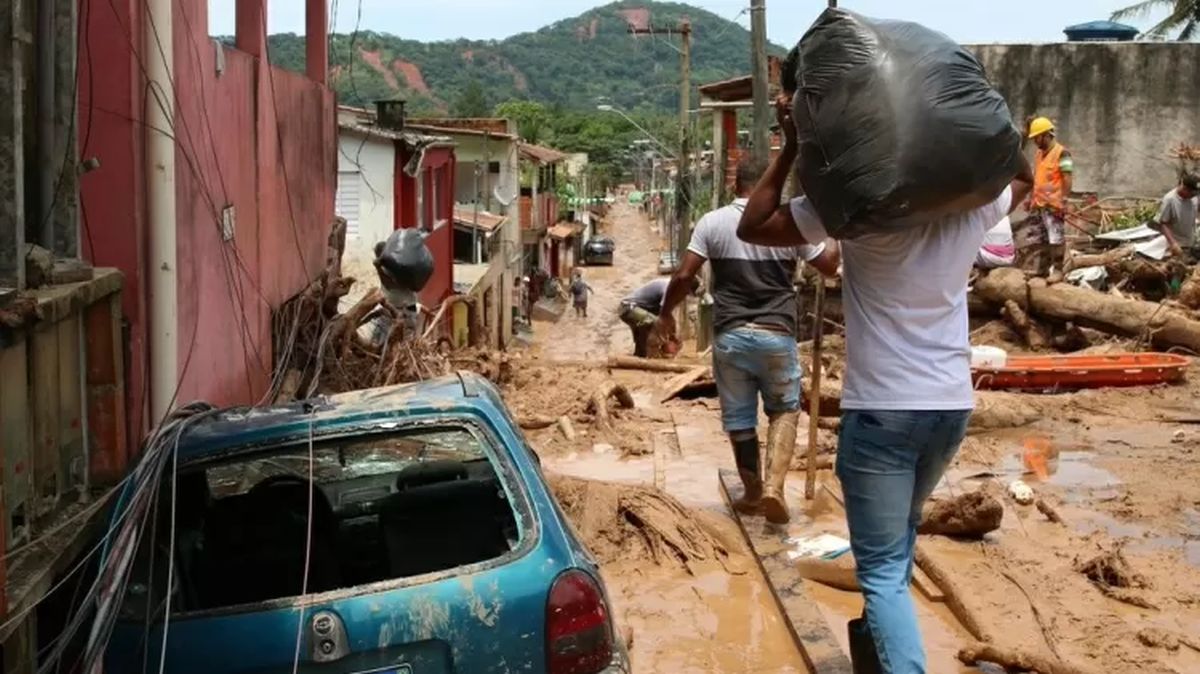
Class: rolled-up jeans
836,409,972,674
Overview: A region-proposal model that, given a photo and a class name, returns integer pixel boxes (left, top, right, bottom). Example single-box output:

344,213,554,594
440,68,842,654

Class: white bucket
971,346,1008,369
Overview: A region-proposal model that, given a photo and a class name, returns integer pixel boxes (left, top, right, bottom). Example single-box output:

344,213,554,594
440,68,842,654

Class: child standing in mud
570,270,594,319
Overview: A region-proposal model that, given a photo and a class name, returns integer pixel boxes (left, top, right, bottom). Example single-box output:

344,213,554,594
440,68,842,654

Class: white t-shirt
976,216,1015,268
790,188,1012,410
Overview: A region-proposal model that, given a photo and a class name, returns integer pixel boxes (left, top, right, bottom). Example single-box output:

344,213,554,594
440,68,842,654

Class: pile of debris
268,219,452,401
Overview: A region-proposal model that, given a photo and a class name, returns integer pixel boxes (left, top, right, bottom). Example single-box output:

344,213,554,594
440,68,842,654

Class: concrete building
403,119,524,349
335,105,460,313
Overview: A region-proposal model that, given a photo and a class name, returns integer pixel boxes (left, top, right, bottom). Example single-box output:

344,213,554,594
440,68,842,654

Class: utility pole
750,0,770,164
628,19,691,262
629,19,692,341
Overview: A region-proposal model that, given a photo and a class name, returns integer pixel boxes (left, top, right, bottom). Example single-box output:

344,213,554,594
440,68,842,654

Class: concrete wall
337,132,395,255
970,42,1200,197
448,135,519,215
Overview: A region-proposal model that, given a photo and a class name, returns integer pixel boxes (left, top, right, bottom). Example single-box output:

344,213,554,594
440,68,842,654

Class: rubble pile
268,219,451,400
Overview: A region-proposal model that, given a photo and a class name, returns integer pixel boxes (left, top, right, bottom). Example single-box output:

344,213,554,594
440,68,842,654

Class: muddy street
506,200,1200,674
532,201,666,362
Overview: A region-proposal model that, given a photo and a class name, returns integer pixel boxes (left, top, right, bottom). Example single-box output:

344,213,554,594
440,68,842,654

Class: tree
453,80,491,117
1112,0,1200,40
494,100,550,143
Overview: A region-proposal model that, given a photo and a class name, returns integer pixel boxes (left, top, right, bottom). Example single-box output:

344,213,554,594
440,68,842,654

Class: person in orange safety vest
1018,116,1074,276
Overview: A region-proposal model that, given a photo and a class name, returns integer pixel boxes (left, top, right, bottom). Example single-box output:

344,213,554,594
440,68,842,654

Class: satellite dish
493,186,518,207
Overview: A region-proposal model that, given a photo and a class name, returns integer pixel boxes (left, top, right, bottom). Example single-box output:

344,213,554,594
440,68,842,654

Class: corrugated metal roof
547,223,577,240
406,123,518,140
452,207,507,232
337,120,453,147
519,142,568,164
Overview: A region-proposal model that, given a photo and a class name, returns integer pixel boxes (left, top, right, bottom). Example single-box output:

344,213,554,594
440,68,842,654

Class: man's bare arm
659,251,706,320
1009,153,1034,215
738,97,809,248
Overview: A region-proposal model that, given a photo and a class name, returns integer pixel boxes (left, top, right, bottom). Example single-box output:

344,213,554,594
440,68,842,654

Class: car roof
172,373,505,464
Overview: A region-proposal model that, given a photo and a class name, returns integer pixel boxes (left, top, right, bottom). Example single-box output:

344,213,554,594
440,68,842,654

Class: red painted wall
81,0,335,428
79,0,149,439
395,145,456,310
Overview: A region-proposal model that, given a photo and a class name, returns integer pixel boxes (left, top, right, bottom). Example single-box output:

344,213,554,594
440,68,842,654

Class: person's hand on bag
775,95,797,146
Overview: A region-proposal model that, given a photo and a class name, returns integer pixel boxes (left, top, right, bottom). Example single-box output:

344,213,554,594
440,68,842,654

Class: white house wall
337,132,395,255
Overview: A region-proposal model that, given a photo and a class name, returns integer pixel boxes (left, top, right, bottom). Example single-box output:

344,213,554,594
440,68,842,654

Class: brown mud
500,199,1200,673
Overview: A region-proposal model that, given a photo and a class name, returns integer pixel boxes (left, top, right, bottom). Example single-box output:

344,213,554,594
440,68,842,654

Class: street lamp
596,104,676,159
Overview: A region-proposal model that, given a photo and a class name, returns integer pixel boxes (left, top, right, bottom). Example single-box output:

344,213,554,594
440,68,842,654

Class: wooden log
792,456,834,471
805,282,827,500
914,544,994,643
1063,244,1134,273
588,383,636,436
957,641,1093,674
518,415,558,430
975,268,1200,352
1035,498,1066,525
1001,299,1050,350
557,415,576,441
1179,266,1200,310
606,355,697,373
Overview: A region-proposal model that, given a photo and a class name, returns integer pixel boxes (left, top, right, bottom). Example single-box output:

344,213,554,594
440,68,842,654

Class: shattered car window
206,429,485,497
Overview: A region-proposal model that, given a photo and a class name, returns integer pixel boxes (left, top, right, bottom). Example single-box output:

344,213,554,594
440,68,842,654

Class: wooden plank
819,481,946,603
718,468,853,674
56,315,83,496
0,339,32,549
660,364,710,402
30,324,60,521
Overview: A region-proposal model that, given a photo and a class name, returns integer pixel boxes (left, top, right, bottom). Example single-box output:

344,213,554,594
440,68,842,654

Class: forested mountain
264,1,788,115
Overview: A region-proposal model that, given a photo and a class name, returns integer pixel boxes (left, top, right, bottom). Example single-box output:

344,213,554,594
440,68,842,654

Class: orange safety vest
1032,142,1068,212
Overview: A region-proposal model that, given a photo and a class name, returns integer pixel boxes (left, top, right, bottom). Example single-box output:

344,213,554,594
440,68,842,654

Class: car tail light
546,569,613,674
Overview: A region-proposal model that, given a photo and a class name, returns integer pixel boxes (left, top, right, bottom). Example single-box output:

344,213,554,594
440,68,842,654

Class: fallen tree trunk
976,268,1200,352
607,356,699,373
519,415,559,430
958,642,1093,674
1063,244,1134,273
1001,299,1050,350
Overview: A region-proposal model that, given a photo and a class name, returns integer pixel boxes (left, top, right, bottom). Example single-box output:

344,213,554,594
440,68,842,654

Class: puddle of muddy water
1069,508,1200,567
807,582,982,674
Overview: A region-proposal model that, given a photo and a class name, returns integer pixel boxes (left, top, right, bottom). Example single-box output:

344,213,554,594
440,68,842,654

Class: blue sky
208,0,1165,45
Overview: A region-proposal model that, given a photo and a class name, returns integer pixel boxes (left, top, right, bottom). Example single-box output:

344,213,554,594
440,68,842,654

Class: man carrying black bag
739,23,1033,673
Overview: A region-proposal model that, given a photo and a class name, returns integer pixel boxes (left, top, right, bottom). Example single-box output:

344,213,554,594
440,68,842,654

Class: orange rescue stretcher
972,352,1190,391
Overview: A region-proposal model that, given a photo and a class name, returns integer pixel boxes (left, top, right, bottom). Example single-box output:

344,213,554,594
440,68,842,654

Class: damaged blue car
106,372,629,674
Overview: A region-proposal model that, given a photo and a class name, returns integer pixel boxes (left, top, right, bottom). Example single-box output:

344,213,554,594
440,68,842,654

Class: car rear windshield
120,424,522,616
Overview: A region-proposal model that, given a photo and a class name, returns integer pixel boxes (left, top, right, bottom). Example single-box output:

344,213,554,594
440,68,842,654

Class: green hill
265,1,787,115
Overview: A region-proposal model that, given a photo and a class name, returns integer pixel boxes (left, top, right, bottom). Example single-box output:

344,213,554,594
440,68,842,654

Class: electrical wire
289,421,317,674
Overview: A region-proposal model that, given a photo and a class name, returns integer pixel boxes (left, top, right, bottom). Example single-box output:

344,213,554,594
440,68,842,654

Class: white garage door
336,171,361,239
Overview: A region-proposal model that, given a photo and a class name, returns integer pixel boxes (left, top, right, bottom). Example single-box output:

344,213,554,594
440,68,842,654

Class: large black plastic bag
374,228,434,293
791,9,1023,238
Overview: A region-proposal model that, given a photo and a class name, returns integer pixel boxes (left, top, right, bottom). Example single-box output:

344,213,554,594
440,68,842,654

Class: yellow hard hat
1028,116,1054,139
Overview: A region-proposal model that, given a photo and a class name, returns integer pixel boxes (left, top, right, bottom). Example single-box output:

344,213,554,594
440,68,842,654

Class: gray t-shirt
689,199,824,336
622,278,669,313
1156,189,1198,248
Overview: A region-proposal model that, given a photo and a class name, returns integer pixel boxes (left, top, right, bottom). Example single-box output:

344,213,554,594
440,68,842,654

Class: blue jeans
836,409,971,674
712,327,801,432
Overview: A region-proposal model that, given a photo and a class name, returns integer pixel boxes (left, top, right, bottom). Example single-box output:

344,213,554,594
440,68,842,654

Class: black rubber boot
848,618,883,674
730,434,761,514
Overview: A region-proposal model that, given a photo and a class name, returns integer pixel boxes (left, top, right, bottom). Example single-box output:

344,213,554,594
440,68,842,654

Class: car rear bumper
601,637,632,673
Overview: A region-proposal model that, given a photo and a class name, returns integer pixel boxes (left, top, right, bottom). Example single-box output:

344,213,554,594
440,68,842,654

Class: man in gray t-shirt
618,277,696,357
1152,174,1198,256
